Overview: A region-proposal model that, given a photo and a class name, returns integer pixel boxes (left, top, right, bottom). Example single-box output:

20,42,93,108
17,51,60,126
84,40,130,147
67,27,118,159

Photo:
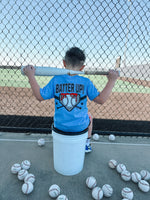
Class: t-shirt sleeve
87,79,100,101
40,78,54,100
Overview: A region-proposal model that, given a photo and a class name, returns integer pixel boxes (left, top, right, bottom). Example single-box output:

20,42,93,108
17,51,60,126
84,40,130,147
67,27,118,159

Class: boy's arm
93,70,119,104
23,65,44,101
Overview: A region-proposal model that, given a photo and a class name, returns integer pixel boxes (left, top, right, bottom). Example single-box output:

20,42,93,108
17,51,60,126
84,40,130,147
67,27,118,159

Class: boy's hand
107,69,119,81
23,65,35,77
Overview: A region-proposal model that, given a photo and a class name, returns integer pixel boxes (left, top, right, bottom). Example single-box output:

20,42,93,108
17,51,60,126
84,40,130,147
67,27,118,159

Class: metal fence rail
0,0,150,134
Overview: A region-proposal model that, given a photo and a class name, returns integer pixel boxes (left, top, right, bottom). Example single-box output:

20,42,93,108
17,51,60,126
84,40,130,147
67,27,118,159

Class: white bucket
52,130,88,176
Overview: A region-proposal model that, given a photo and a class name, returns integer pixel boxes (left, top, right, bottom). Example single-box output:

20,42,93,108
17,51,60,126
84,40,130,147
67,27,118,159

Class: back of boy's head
64,47,86,68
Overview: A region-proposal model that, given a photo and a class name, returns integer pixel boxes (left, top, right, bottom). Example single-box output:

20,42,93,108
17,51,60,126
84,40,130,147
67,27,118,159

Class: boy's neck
65,66,81,71
65,66,81,76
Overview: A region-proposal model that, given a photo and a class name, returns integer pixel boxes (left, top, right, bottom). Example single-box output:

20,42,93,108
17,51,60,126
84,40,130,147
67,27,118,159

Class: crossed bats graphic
54,94,86,111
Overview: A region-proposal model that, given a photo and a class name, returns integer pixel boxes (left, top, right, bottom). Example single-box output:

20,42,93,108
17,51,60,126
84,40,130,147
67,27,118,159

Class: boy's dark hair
64,47,86,67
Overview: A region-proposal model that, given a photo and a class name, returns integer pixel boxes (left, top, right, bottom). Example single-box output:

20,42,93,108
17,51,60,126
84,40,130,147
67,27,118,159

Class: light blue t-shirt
40,74,100,132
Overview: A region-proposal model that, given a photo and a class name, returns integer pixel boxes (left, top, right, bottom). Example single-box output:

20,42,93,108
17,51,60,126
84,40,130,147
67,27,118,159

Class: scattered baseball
140,169,150,181
21,160,31,170
48,184,60,198
138,180,150,192
18,169,28,181
37,138,45,146
56,194,68,200
108,134,115,141
86,176,97,189
11,163,21,174
131,172,141,183
92,133,99,141
24,173,35,184
92,187,103,200
108,159,117,169
121,170,131,181
121,187,134,200
122,199,130,200
116,163,126,173
22,182,34,194
102,184,113,197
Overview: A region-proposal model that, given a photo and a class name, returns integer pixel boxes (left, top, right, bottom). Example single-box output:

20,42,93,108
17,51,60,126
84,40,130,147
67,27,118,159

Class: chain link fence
0,0,150,133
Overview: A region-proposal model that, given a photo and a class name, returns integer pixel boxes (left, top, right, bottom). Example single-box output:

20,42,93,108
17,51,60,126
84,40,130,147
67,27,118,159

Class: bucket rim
52,125,88,136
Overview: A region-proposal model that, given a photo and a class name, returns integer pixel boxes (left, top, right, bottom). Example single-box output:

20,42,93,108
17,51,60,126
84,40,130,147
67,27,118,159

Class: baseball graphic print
55,83,85,111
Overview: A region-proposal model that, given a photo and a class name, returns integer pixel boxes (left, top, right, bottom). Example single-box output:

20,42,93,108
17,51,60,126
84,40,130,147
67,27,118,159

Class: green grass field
0,69,150,93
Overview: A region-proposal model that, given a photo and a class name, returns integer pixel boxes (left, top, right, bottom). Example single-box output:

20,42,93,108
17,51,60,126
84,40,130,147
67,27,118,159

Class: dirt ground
120,77,150,88
0,80,150,121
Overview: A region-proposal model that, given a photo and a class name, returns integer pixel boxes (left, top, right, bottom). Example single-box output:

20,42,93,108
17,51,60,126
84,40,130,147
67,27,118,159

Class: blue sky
0,0,149,69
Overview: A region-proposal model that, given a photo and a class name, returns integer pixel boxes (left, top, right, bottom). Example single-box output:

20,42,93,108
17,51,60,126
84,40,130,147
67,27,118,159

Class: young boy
23,47,119,153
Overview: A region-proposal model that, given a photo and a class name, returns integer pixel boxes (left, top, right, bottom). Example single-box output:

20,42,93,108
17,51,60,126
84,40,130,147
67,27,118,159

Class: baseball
121,170,131,181
24,173,35,184
122,199,130,200
56,194,68,200
37,138,45,146
48,184,60,198
140,169,150,181
138,180,150,192
21,160,31,170
102,184,113,197
11,163,21,174
121,187,134,200
22,182,34,194
108,159,117,169
18,169,28,181
86,176,97,189
131,172,141,183
108,134,115,141
92,134,99,141
92,187,103,200
116,163,126,173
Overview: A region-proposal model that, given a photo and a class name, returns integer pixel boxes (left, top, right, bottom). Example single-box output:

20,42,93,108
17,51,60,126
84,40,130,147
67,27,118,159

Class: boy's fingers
23,66,27,72
31,66,35,71
109,69,119,75
108,69,120,79
24,65,34,70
